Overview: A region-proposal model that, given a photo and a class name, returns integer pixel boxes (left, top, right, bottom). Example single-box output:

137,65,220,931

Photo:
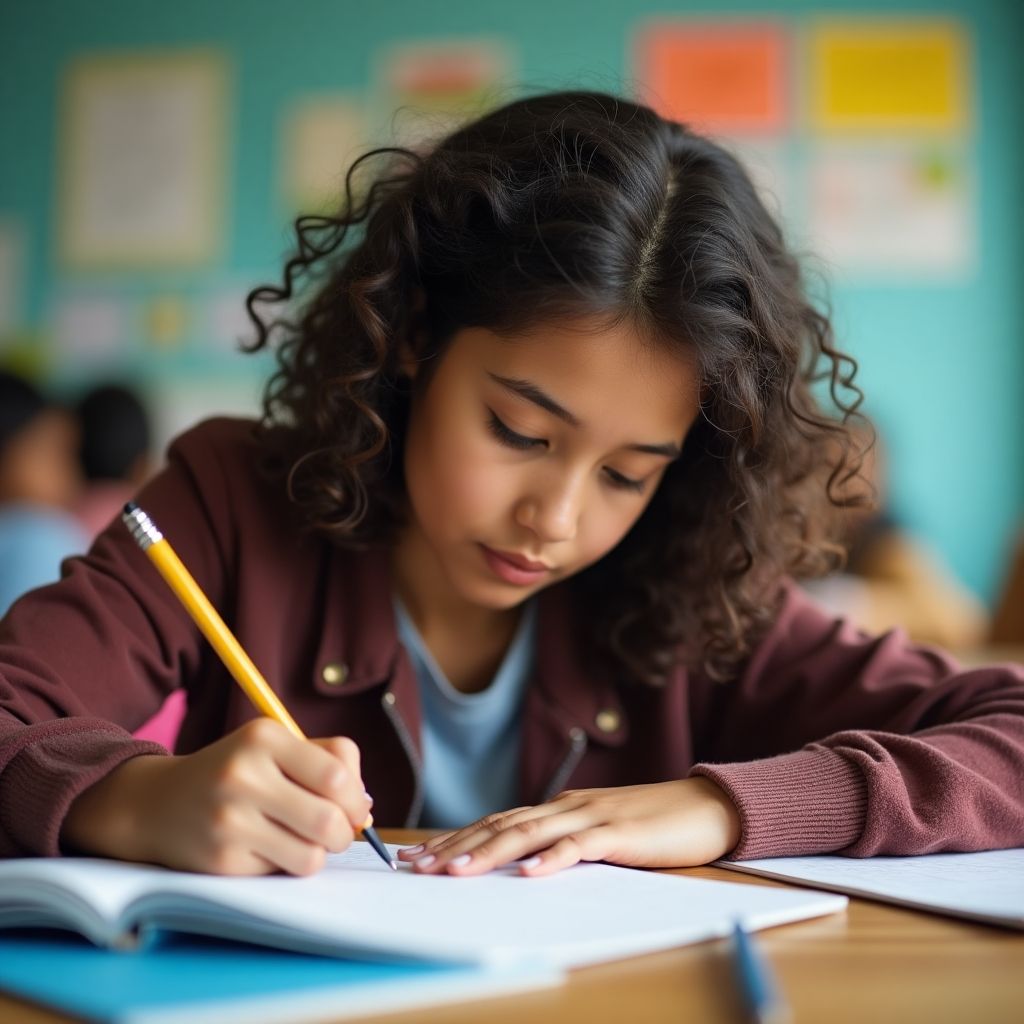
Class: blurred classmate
70,382,183,746
804,421,989,650
0,369,88,615
73,383,154,538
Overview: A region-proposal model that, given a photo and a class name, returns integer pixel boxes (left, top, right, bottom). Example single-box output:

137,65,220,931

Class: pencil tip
389,860,398,871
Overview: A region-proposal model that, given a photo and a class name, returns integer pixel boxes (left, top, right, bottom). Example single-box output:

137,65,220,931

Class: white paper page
717,848,1024,929
134,842,847,968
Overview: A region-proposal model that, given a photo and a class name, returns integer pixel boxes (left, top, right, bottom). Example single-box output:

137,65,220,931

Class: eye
487,410,546,451
604,467,646,493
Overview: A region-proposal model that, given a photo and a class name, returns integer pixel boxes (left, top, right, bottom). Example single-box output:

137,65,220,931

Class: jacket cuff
690,748,868,860
0,719,169,857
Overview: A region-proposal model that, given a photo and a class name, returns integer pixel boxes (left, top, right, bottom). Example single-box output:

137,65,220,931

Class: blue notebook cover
0,930,560,1024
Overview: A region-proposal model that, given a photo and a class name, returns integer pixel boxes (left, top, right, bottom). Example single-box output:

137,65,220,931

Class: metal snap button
321,661,348,686
595,709,620,733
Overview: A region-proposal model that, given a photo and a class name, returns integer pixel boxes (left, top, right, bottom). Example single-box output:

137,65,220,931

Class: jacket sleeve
0,420,239,857
688,583,1024,860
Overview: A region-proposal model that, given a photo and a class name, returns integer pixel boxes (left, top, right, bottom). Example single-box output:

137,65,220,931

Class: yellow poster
809,20,970,134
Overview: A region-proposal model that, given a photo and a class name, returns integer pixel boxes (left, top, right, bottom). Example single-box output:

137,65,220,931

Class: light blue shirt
393,598,536,830
0,506,88,617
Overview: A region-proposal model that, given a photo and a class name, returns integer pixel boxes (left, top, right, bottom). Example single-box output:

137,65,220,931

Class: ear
398,337,422,382
399,288,428,381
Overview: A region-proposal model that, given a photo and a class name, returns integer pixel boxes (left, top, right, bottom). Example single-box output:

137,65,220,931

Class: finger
415,807,597,876
271,733,371,831
310,736,376,830
398,812,516,861
402,802,572,863
199,802,321,877
250,818,331,877
518,825,619,877
260,778,358,854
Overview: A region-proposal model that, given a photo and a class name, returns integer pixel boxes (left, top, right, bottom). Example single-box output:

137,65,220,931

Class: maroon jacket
1,418,1022,860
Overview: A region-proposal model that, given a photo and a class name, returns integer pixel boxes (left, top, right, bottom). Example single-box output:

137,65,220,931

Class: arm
395,583,1024,876
0,419,374,872
0,422,236,857
689,583,1024,859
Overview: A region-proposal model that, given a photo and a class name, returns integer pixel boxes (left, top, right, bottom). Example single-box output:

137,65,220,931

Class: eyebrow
487,372,682,459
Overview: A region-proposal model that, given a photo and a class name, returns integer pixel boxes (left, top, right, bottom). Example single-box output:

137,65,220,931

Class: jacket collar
311,542,627,746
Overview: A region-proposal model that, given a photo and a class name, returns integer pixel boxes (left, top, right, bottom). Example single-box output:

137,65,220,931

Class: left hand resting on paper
396,778,741,877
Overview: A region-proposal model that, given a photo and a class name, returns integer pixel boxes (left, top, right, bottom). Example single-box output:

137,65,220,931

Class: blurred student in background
804,421,989,650
73,383,153,539
69,380,182,745
0,369,88,616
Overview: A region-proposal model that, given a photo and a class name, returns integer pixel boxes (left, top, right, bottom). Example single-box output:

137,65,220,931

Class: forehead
450,318,701,439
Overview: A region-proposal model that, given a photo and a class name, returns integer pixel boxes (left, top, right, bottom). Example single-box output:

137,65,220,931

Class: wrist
688,776,742,858
61,754,167,862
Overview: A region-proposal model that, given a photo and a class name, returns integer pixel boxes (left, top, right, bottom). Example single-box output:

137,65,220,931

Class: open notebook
0,841,846,969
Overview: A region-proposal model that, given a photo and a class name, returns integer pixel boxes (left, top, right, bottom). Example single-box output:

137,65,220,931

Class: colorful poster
633,22,789,135
60,51,228,267
282,95,369,212
807,144,974,278
809,20,970,134
375,38,515,149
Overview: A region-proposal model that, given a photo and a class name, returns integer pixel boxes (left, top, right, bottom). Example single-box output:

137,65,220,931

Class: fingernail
521,856,542,870
450,853,472,867
414,854,435,869
404,844,424,856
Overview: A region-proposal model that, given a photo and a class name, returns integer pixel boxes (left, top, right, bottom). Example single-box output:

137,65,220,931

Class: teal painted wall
1,0,1021,602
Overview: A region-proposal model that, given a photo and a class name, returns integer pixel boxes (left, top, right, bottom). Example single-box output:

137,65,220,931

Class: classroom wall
1,0,1021,603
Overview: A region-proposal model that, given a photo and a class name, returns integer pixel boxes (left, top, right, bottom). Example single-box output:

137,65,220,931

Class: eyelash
485,411,646,493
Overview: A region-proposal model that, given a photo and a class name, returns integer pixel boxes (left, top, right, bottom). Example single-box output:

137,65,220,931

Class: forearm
0,718,166,858
60,754,168,862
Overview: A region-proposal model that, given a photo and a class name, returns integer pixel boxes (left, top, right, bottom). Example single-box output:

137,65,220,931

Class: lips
480,545,553,586
489,549,551,572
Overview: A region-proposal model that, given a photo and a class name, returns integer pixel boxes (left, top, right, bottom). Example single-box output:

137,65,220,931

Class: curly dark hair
244,89,866,684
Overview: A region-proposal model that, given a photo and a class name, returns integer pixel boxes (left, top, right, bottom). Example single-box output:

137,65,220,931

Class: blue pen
731,921,791,1024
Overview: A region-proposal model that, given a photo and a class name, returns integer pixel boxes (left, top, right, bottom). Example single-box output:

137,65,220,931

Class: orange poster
634,22,789,135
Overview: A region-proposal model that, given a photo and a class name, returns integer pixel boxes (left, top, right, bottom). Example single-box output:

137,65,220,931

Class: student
802,422,990,650
0,91,1021,878
0,370,88,616
69,381,184,749
73,382,154,539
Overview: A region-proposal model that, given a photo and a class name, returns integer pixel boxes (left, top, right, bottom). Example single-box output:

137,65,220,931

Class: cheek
405,404,511,534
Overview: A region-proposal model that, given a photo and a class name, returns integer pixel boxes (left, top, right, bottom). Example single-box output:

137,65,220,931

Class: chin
458,573,546,610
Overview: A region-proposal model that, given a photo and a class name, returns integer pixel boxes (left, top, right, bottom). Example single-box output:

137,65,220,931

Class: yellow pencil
122,501,396,871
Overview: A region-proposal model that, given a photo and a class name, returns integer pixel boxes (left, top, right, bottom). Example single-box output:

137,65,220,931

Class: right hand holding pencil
61,720,373,876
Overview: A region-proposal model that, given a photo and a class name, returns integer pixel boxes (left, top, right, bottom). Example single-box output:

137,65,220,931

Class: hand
397,777,741,877
61,719,372,876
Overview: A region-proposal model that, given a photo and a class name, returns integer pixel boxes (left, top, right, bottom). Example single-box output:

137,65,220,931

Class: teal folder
0,930,560,1024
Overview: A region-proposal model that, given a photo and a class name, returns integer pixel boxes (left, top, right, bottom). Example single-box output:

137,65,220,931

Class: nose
514,472,582,543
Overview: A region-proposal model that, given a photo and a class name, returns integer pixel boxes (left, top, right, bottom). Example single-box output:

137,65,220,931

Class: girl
1,91,1021,878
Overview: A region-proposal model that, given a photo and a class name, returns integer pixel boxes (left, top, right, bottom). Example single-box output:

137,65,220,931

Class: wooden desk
2,829,1022,1024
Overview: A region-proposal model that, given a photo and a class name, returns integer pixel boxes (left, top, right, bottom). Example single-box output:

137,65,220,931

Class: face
0,409,82,508
393,317,701,618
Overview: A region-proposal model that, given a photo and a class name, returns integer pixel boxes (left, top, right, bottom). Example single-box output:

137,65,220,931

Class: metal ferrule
121,505,162,550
